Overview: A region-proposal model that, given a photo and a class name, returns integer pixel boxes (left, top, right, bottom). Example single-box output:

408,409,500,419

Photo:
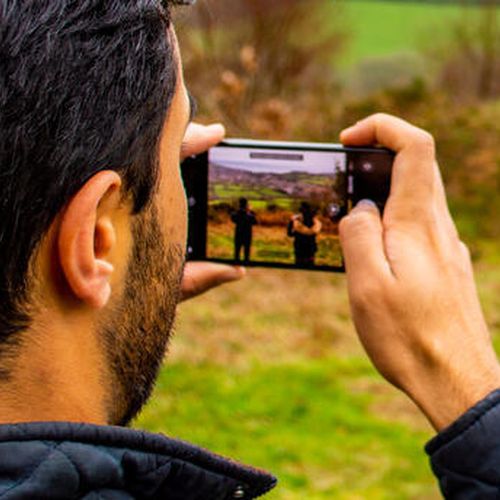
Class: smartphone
182,139,394,272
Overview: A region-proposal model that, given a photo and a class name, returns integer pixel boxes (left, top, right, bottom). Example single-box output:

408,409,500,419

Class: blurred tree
437,3,499,101
175,0,347,138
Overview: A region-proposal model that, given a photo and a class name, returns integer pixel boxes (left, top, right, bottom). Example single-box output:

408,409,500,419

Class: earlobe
58,171,122,309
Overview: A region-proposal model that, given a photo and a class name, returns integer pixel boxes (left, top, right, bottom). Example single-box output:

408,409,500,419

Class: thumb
339,200,392,283
180,262,246,302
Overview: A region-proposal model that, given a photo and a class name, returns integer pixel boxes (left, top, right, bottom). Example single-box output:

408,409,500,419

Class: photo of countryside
207,150,346,268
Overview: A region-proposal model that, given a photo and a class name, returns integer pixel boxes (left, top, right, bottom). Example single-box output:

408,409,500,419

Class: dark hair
300,202,314,227
239,197,248,209
0,1,181,350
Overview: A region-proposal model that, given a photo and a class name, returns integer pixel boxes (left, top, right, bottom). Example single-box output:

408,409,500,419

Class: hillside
210,164,336,201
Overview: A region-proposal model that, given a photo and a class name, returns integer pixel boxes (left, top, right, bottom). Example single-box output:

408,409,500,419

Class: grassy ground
208,221,343,268
138,360,437,499
134,240,499,498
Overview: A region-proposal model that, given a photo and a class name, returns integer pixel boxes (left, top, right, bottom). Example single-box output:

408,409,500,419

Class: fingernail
356,199,378,210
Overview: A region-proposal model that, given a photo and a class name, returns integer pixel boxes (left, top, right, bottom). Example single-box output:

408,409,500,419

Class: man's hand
180,123,246,302
339,114,500,431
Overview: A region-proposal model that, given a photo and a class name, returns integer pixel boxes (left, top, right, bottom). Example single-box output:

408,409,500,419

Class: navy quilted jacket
0,422,276,499
1,390,500,499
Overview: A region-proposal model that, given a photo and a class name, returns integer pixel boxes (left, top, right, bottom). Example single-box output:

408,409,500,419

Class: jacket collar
0,421,277,499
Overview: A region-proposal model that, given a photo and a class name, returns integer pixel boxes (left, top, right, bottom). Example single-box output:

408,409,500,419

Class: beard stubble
100,203,185,426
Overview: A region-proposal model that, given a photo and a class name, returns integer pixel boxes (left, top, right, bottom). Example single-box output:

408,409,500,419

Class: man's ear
58,171,123,309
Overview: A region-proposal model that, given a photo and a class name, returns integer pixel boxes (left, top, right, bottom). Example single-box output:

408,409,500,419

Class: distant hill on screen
210,164,336,201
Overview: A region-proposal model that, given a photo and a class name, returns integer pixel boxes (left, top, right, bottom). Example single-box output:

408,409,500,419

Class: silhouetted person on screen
288,202,322,267
231,198,257,263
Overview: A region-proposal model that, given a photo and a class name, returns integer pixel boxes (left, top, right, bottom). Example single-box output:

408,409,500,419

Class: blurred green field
138,360,437,499
337,1,482,65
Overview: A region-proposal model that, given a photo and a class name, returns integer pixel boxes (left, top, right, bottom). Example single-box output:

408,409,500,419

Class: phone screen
183,141,393,273
206,145,348,270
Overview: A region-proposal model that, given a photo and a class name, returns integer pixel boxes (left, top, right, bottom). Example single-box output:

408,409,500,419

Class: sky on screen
210,147,347,175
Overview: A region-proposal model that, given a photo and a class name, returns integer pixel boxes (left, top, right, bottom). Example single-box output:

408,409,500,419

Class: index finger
341,114,434,154
341,113,438,215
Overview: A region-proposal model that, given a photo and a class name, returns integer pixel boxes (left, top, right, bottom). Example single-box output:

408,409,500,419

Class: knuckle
459,240,471,257
373,112,392,123
411,130,436,154
351,281,384,312
430,234,473,278
372,113,394,130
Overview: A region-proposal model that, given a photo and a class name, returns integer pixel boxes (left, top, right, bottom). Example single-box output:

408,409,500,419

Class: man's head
300,202,312,215
239,198,249,210
0,1,192,425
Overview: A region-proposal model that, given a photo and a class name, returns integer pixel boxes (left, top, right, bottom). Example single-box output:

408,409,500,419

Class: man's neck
0,319,109,425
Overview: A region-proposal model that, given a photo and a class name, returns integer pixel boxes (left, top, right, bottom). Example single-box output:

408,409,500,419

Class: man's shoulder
0,422,277,499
